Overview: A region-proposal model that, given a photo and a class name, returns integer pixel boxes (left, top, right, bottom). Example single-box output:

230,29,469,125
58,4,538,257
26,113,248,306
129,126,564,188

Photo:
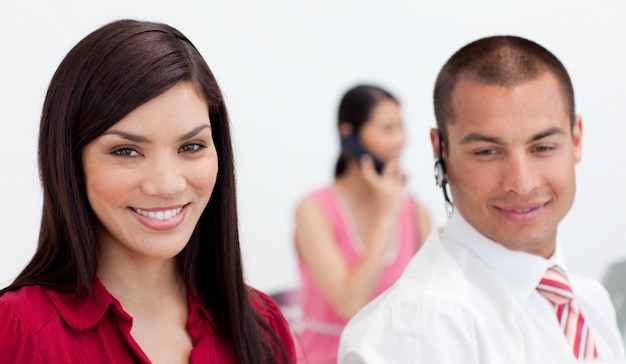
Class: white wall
1,1,625,295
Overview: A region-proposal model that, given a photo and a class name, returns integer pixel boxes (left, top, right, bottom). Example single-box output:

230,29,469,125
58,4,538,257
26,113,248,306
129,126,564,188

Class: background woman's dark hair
0,19,289,363
334,84,398,177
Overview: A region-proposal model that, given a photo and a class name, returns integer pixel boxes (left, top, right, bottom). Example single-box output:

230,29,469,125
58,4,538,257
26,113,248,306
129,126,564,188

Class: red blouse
0,278,295,363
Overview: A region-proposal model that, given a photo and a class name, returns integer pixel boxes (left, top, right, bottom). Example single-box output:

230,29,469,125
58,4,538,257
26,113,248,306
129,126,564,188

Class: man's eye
534,145,556,153
475,149,498,156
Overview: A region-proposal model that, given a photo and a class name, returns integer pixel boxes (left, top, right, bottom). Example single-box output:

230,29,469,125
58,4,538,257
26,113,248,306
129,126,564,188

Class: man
338,35,626,363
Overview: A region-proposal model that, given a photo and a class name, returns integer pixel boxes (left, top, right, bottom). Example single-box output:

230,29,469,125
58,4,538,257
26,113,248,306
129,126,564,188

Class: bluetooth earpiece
434,157,447,188
434,133,454,217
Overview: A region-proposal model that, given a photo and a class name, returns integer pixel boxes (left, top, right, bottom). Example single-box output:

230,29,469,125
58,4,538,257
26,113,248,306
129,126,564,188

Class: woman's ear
339,122,353,137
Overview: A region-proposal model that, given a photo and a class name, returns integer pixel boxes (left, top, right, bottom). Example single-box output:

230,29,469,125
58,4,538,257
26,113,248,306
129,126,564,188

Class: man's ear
430,128,441,157
339,122,353,137
572,115,583,163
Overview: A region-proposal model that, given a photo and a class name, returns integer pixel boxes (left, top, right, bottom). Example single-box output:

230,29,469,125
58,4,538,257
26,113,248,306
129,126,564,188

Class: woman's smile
130,205,188,231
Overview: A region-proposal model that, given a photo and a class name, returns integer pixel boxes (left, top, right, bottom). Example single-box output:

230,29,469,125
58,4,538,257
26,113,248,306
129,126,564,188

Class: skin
359,99,406,162
430,72,582,258
81,81,218,363
296,98,432,319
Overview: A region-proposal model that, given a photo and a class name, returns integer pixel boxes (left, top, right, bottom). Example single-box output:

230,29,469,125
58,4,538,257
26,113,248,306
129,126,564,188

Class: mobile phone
340,134,385,174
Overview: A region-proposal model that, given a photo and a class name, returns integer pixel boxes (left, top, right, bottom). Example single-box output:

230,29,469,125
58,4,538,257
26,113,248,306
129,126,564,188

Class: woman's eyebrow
101,130,149,143
100,124,211,143
178,124,211,142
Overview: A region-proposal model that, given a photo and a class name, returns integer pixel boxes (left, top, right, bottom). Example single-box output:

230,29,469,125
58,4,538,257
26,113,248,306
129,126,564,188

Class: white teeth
515,208,532,213
133,207,182,220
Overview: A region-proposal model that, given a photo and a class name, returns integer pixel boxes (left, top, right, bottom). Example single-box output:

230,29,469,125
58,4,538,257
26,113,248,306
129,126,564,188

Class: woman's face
359,99,406,161
81,81,218,262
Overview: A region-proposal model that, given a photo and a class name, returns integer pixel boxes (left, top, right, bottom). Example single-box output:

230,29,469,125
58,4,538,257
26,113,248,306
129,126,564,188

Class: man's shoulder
395,230,472,296
350,233,476,323
340,249,486,364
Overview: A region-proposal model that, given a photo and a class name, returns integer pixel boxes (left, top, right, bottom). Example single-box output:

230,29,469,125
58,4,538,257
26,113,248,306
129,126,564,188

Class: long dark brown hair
0,19,290,363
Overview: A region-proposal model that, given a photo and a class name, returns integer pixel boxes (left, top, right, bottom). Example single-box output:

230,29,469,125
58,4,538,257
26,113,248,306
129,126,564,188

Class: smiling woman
82,82,217,261
0,19,295,363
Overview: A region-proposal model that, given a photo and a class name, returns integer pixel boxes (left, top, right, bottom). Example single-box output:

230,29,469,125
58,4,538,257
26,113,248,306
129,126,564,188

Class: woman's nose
140,154,186,198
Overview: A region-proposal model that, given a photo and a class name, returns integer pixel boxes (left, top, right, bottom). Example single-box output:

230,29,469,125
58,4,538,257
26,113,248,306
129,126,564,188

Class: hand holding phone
340,134,385,174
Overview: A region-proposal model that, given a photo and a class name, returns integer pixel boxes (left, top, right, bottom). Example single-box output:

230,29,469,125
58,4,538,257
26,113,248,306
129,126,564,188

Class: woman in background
0,19,294,363
294,84,432,363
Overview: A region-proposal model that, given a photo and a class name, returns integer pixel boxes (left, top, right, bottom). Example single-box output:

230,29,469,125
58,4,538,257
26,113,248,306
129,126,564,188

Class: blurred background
1,0,625,311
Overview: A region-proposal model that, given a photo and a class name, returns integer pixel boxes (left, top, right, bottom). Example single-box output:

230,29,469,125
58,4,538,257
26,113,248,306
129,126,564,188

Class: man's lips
494,202,548,223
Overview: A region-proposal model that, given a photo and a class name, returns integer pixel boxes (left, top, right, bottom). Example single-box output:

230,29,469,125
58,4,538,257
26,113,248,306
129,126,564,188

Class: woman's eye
179,143,205,153
112,148,140,158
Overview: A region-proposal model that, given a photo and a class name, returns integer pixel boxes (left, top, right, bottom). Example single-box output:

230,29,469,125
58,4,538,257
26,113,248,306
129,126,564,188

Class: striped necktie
536,266,598,360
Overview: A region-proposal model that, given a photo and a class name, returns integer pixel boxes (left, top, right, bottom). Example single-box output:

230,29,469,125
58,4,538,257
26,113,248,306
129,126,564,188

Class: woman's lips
132,206,183,220
129,205,188,231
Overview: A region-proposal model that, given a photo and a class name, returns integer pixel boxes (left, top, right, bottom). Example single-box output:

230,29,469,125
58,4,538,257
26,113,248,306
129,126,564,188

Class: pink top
0,277,295,363
296,186,421,363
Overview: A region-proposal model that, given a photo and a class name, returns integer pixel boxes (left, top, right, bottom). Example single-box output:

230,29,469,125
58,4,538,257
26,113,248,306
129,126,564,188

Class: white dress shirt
338,212,625,364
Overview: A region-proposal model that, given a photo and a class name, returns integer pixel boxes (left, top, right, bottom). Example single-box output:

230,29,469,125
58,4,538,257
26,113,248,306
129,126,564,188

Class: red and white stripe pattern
537,266,598,360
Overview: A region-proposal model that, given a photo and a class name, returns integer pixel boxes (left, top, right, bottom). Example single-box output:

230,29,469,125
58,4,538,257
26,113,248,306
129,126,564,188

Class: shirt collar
444,211,565,302
45,277,218,331
186,288,217,330
44,276,129,330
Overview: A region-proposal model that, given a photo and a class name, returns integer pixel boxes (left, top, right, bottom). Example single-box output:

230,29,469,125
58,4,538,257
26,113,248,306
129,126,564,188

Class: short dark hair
433,35,575,145
1,19,289,363
334,84,398,177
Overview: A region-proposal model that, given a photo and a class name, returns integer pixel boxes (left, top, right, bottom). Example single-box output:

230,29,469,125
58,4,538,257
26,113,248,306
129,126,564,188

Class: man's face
434,73,582,258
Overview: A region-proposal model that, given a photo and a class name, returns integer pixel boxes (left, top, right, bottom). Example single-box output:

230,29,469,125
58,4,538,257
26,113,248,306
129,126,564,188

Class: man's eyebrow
459,133,502,145
459,127,567,145
527,127,566,142
178,124,211,142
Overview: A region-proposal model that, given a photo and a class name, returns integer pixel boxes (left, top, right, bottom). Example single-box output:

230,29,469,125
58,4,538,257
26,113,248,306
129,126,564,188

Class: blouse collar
44,276,217,330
